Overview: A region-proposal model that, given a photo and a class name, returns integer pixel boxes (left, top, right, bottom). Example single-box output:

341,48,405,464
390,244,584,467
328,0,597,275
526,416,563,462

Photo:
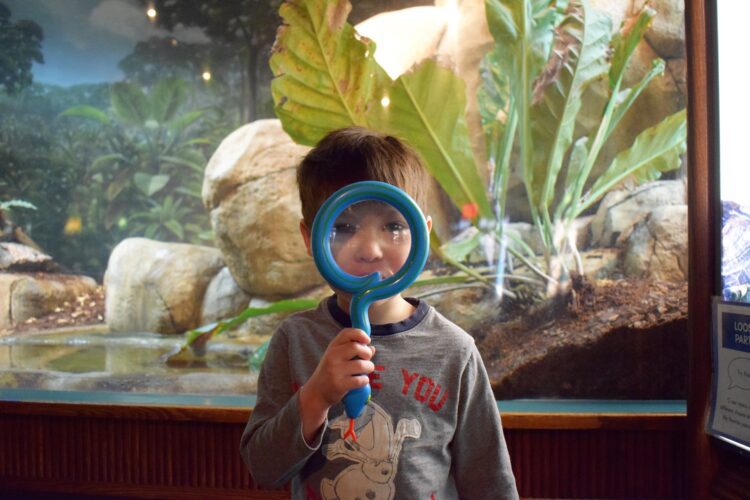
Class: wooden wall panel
0,402,686,499
506,428,685,498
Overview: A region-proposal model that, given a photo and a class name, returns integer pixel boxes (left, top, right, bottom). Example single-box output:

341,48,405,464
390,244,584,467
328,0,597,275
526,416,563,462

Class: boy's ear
300,219,313,257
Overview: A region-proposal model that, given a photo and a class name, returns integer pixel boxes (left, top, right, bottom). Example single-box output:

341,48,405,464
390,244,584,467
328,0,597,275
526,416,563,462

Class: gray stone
590,180,686,247
104,238,225,334
200,267,252,325
622,204,688,281
0,242,56,272
635,0,686,59
0,273,98,331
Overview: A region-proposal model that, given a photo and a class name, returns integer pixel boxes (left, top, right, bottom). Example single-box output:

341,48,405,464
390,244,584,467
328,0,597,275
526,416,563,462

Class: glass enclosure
717,3,750,304
0,0,688,403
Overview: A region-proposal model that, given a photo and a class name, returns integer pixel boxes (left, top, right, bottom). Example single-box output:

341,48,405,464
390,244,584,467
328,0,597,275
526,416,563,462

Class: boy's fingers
334,328,370,345
345,359,375,375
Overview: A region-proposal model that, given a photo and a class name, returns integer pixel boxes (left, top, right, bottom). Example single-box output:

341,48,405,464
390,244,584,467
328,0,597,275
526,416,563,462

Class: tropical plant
270,0,492,220
268,0,687,297
170,297,320,366
60,77,213,243
480,0,687,286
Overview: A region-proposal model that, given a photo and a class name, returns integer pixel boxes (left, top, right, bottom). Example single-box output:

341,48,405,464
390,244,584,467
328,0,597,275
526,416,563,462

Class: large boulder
203,119,322,297
590,180,686,247
622,204,688,281
0,273,98,331
104,238,224,334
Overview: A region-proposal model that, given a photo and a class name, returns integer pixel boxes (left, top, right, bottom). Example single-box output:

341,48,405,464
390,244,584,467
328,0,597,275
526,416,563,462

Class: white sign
708,301,750,451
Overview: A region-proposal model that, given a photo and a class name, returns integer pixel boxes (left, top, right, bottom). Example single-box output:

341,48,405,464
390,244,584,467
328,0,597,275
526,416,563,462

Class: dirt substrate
475,278,689,399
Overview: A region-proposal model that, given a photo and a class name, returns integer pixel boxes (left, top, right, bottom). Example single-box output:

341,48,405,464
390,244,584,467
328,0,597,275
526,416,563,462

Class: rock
200,267,252,325
634,0,686,59
416,280,498,334
562,248,621,280
203,119,322,297
590,180,686,247
622,204,688,281
104,238,224,334
0,242,57,272
0,273,98,331
355,6,449,80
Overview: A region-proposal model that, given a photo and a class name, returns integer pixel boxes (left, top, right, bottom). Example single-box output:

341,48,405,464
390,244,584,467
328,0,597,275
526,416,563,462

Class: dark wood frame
686,1,750,498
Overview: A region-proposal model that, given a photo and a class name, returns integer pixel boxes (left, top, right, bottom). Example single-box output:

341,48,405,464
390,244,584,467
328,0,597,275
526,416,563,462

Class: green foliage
0,199,37,212
0,83,111,275
480,0,687,279
0,2,44,95
170,298,320,365
271,0,492,219
270,0,688,295
61,77,213,244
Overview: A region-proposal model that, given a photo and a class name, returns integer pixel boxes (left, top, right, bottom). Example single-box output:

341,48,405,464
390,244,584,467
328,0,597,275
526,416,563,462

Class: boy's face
300,200,431,294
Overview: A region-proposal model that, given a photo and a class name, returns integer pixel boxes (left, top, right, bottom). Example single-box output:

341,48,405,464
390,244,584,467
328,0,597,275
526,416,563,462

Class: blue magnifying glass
311,181,429,424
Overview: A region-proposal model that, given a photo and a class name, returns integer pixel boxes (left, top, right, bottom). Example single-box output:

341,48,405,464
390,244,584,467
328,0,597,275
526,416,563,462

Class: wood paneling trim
0,400,684,430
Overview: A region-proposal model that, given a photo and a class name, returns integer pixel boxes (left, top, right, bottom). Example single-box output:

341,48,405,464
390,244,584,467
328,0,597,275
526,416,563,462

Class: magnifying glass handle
344,297,371,419
343,385,371,419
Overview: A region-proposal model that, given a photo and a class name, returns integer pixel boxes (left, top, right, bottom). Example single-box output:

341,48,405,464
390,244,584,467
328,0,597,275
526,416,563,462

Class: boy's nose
354,231,383,262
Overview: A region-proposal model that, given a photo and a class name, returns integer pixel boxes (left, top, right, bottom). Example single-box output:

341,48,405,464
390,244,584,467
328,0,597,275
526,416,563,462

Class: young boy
240,127,518,499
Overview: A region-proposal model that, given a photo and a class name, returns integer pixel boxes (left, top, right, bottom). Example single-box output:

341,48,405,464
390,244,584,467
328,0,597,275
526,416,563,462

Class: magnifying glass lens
329,200,411,278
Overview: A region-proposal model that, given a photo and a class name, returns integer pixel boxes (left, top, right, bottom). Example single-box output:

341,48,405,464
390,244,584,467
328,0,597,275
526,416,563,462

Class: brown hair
297,127,430,226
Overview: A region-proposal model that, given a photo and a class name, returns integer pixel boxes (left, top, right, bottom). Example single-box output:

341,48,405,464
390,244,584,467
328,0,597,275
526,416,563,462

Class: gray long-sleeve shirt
240,296,518,499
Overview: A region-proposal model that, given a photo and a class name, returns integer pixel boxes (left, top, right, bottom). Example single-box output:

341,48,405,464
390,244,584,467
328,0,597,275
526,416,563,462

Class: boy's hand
298,328,375,444
305,328,375,407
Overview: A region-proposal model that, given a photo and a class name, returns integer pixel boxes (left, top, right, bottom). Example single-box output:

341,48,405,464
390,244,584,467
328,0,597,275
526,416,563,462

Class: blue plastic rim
310,181,430,418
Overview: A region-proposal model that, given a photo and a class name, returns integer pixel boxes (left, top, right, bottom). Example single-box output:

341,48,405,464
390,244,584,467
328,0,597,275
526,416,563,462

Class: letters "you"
401,369,448,412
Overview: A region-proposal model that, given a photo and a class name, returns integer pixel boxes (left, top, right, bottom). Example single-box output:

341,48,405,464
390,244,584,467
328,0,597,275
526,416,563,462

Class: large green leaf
604,59,665,143
134,172,170,197
484,0,559,227
59,105,110,125
371,60,493,219
111,82,150,126
168,110,203,135
150,77,186,123
564,4,656,219
609,6,655,91
270,0,384,145
579,109,686,214
529,0,610,211
173,298,320,363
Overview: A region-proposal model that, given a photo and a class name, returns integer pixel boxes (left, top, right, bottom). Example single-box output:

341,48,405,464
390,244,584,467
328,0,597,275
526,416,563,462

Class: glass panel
0,0,687,405
718,4,750,304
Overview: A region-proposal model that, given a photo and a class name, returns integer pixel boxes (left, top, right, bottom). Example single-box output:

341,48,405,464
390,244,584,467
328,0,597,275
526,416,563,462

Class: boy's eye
385,222,407,233
332,223,357,235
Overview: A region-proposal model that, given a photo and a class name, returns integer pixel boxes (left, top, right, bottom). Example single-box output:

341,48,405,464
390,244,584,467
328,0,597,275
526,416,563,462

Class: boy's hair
297,127,430,227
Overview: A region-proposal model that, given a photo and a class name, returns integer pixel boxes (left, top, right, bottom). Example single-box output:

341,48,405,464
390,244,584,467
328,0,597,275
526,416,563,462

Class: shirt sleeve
451,345,519,499
239,325,323,488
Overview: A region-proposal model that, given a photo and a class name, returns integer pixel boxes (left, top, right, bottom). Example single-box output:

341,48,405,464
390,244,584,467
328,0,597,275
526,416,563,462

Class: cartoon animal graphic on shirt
320,401,421,500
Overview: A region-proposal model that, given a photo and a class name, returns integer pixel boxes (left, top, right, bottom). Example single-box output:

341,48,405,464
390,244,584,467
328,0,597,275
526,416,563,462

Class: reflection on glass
718,4,750,303
329,201,411,279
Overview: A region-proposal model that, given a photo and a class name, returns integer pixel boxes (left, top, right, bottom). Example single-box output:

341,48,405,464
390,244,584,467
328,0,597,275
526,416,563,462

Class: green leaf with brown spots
270,0,387,145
